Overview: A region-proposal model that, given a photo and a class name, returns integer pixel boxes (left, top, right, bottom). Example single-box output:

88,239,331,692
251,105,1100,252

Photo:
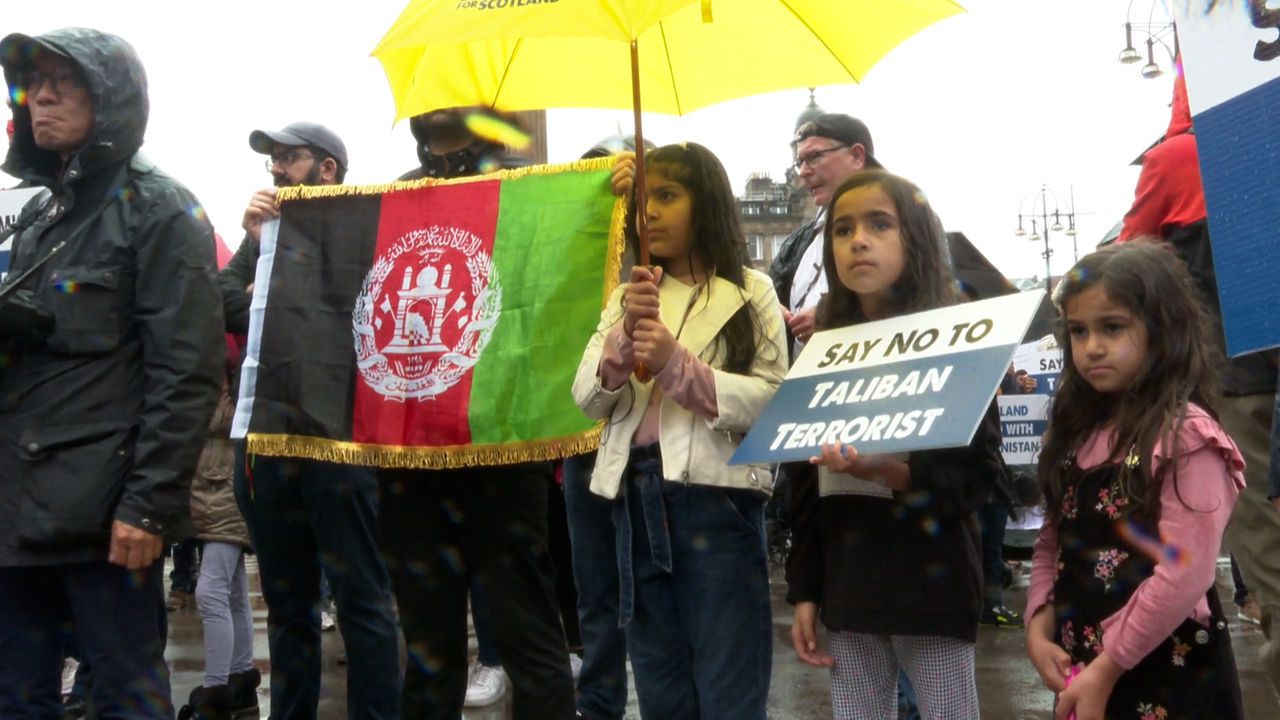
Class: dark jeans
977,498,1010,610
470,580,501,667
616,445,772,719
548,473,582,650
169,537,202,594
0,560,170,718
234,446,401,720
563,453,628,719
1232,555,1251,607
379,463,574,720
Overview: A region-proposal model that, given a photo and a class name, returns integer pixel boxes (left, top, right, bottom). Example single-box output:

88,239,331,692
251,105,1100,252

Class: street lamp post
1118,0,1179,78
1015,185,1077,293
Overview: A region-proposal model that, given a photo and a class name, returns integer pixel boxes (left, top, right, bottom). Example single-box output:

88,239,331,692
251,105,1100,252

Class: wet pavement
164,558,1280,719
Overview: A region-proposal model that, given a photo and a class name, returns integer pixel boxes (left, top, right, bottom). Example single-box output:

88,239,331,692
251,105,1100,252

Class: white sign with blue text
731,293,1044,465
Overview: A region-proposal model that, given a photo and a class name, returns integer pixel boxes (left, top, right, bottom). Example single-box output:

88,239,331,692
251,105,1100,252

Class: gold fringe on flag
246,427,603,470
603,193,627,305
275,155,620,202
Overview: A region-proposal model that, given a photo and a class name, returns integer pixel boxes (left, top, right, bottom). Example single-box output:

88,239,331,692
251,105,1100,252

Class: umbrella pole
630,39,654,382
630,39,649,267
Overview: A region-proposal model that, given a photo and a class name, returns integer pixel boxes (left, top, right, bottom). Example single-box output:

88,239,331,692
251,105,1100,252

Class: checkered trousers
827,631,979,719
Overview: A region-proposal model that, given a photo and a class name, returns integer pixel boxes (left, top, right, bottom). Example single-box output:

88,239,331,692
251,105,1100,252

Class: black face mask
419,145,493,178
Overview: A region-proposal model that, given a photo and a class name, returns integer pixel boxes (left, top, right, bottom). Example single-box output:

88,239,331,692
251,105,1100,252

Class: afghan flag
231,158,624,468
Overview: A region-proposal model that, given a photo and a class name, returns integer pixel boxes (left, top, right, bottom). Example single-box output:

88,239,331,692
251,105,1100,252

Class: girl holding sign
1026,243,1244,719
573,142,787,719
787,170,1003,719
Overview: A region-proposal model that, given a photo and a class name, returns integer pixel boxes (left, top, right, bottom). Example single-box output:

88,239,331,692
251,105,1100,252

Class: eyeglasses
19,65,85,99
266,148,316,172
792,144,848,172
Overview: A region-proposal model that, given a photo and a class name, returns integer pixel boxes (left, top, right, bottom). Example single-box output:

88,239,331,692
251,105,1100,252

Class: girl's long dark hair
623,142,776,374
815,171,957,329
1038,243,1222,525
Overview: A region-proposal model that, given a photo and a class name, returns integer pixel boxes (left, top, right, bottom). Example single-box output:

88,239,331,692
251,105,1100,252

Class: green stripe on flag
468,169,620,445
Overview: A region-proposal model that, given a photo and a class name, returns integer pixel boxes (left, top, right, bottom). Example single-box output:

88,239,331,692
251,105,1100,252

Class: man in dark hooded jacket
0,28,223,715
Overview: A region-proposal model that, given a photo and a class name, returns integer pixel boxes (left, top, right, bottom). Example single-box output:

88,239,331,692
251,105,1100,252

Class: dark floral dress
1052,456,1243,719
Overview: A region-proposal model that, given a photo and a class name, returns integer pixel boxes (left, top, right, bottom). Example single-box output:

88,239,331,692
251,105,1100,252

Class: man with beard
217,122,402,719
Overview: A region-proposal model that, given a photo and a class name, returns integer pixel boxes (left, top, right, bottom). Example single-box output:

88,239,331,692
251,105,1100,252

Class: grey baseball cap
249,121,347,170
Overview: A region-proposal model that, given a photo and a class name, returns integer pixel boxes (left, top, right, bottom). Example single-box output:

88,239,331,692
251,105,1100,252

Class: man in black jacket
221,121,403,719
0,28,223,715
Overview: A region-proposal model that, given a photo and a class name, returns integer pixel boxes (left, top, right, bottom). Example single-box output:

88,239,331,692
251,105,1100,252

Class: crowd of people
1,24,1278,720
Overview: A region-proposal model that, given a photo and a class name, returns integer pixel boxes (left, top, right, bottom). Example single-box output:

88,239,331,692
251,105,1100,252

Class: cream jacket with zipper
573,267,788,499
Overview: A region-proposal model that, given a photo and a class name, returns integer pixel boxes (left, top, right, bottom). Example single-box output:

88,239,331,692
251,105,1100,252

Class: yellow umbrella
374,0,963,120
374,0,961,261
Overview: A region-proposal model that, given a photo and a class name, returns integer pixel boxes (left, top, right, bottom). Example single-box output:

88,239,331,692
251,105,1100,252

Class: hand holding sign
810,443,910,492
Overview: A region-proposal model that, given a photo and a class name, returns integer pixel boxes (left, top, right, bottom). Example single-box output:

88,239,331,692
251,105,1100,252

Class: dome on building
794,88,825,131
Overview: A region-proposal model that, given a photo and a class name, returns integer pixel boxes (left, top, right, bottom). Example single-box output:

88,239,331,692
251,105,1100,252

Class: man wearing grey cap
769,113,880,356
0,28,223,716
218,123,402,719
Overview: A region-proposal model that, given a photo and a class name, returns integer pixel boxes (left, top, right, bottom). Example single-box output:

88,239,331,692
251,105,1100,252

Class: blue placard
1174,6,1280,356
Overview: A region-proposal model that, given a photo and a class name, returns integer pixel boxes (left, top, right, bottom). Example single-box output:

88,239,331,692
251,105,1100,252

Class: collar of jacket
661,273,748,360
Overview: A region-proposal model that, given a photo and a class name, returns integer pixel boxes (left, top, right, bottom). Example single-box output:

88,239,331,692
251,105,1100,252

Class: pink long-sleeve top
1025,404,1246,670
598,321,719,445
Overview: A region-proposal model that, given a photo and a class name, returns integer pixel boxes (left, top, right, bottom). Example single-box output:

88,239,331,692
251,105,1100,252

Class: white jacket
573,268,788,499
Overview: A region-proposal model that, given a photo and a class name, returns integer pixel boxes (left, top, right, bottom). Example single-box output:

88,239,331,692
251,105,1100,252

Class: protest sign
731,292,1043,465
998,394,1050,465
0,187,43,279
1173,3,1280,355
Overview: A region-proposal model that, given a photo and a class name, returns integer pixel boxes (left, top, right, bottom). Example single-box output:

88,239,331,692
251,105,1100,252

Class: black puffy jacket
0,28,224,565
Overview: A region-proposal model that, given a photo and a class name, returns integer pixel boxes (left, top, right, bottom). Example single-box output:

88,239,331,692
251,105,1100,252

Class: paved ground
164,558,1280,719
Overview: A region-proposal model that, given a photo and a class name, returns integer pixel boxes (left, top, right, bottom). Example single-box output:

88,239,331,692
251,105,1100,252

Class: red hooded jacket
1119,63,1207,241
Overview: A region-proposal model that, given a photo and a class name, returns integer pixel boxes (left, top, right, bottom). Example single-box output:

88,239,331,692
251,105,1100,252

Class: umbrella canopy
374,0,964,120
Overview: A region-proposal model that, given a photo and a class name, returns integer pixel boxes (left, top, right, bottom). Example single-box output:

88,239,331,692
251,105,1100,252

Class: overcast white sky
3,0,1183,280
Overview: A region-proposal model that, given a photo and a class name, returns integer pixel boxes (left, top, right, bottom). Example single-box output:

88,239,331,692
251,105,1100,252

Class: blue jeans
0,560,170,718
235,446,401,720
615,444,772,720
563,453,628,719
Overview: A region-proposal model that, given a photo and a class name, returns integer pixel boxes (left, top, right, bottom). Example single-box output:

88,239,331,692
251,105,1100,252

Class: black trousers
379,462,575,720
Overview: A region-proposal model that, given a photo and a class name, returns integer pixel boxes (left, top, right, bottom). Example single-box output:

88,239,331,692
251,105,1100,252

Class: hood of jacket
1,27,148,186
1165,60,1192,140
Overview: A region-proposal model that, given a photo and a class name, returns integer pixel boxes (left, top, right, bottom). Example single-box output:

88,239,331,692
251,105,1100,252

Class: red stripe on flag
351,181,501,448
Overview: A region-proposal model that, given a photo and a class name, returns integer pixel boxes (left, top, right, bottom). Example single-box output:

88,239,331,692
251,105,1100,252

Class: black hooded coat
0,28,224,565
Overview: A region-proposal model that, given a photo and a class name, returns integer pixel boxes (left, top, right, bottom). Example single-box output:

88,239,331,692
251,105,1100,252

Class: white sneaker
320,608,337,632
569,653,583,680
61,658,79,696
464,662,506,707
